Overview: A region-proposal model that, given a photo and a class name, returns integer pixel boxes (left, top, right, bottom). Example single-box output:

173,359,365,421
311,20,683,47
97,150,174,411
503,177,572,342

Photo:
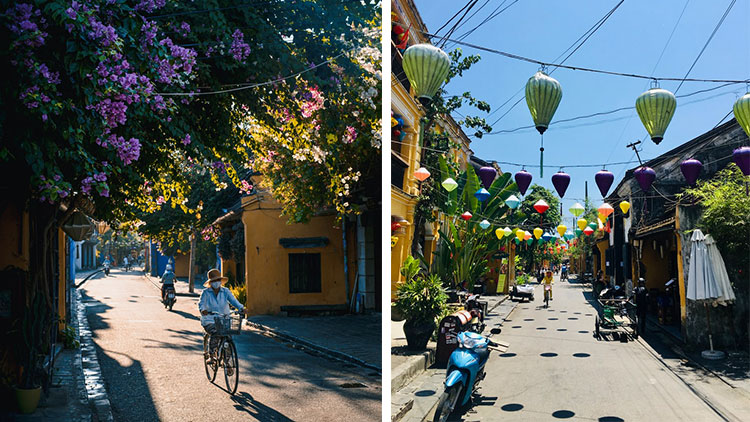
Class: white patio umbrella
686,229,735,359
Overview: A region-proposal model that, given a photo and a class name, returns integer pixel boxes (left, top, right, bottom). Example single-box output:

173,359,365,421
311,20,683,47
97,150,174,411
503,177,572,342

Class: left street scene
0,1,382,421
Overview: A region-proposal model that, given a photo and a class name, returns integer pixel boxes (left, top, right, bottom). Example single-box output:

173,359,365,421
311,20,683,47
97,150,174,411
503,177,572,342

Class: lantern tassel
539,134,544,178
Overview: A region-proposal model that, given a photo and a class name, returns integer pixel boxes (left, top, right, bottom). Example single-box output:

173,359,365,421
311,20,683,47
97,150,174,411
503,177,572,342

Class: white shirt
198,286,244,325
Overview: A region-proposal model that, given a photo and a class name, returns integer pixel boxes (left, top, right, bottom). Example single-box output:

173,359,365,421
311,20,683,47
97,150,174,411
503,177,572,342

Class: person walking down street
634,278,648,335
198,269,248,358
160,264,176,301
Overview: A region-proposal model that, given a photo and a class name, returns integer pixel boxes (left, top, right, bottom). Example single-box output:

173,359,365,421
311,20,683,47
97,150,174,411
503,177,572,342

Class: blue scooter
433,328,502,422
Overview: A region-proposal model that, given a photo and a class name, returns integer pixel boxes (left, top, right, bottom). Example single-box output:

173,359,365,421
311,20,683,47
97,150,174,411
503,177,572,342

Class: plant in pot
395,273,447,350
392,256,421,321
13,294,54,414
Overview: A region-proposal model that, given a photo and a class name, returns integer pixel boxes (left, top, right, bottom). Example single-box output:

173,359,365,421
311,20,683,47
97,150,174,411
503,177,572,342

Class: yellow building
215,178,379,316
391,0,475,297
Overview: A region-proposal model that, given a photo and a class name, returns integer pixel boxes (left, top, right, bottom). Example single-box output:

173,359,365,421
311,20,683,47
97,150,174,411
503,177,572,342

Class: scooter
465,294,485,333
103,264,110,276
163,285,176,311
433,328,502,422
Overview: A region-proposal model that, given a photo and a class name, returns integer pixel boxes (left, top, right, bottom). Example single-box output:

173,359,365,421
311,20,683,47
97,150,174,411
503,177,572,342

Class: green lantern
636,83,676,145
575,228,583,237
402,44,451,106
527,238,534,245
733,92,750,138
525,70,562,177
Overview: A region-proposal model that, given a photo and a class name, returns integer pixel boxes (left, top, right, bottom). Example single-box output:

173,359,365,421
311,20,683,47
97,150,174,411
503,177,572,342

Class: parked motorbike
163,285,176,311
464,294,485,333
433,328,502,422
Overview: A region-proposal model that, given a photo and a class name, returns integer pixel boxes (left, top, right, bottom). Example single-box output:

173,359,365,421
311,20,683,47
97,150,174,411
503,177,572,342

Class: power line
447,0,519,48
421,31,748,84
155,51,347,96
440,0,480,48
432,1,476,42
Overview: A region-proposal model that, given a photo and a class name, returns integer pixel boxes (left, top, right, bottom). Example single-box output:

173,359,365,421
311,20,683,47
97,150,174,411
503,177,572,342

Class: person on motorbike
122,256,129,271
560,264,568,281
542,270,554,300
160,264,176,302
103,258,110,276
199,269,248,359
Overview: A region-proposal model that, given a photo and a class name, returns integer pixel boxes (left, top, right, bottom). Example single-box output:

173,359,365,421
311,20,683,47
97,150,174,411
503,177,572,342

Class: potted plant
395,273,447,350
392,256,421,321
13,294,53,414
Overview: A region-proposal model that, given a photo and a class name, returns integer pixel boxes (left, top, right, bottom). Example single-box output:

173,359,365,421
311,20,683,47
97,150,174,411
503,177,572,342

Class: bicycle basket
213,314,242,336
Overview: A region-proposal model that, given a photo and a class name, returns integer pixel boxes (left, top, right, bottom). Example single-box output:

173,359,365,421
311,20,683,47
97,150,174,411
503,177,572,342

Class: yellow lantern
534,227,543,239
515,229,525,241
495,228,505,240
556,224,567,237
620,201,631,214
391,236,398,247
577,218,587,230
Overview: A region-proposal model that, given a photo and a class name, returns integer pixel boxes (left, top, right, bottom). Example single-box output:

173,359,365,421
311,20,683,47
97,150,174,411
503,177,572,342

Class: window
288,253,321,293
392,154,408,190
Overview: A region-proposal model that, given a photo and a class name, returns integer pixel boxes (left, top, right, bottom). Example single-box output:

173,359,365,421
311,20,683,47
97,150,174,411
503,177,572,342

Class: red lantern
461,211,472,221
583,227,594,236
391,222,401,232
533,199,549,214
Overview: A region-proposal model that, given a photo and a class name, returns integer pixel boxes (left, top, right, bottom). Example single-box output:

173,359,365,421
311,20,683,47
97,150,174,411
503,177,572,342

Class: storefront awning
633,216,675,238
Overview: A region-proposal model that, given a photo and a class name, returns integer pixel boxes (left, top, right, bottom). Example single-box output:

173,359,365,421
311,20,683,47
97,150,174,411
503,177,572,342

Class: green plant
517,274,529,285
59,324,79,350
229,284,246,308
395,274,448,324
400,256,421,284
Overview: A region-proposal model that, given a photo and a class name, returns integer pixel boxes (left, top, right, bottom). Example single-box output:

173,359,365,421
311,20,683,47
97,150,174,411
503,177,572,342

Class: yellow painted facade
237,189,356,315
0,204,30,270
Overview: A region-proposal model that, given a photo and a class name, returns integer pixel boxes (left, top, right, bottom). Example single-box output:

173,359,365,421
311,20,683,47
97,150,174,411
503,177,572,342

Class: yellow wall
0,204,29,270
240,195,351,315
221,257,236,280
173,253,190,278
639,239,671,291
595,239,608,281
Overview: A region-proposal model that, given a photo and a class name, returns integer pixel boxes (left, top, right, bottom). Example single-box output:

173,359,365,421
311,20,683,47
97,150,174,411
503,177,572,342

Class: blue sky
413,0,749,227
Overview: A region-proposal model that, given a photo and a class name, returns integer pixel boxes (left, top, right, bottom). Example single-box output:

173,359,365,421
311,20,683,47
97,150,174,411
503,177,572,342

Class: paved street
79,269,381,422
441,277,732,422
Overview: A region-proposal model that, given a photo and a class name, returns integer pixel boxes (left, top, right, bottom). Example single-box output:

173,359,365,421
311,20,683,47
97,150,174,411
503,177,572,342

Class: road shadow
170,309,201,321
141,327,204,352
230,391,294,421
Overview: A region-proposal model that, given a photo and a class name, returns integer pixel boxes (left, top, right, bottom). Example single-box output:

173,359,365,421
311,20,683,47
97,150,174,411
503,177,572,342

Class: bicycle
543,284,552,308
203,310,243,395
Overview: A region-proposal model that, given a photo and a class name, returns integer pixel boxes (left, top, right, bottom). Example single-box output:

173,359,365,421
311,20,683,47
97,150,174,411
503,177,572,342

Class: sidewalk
391,294,516,422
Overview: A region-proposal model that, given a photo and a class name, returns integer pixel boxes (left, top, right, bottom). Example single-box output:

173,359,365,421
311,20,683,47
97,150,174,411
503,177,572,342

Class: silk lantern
634,166,656,192
733,146,750,176
402,44,451,105
636,84,676,145
564,231,575,241
514,170,533,196
620,201,631,214
575,228,583,237
479,219,491,230
534,227,543,239
598,203,614,219
503,227,513,238
495,228,505,239
414,167,430,182
551,171,571,198
478,166,497,189
557,224,567,237
595,169,614,197
461,211,472,221
569,202,584,217
542,233,554,242
442,177,458,192
505,195,521,210
577,218,587,230
680,159,702,185
474,187,490,202
733,92,750,138
533,199,549,214
515,229,525,241
583,226,594,236
524,231,532,241
526,71,562,177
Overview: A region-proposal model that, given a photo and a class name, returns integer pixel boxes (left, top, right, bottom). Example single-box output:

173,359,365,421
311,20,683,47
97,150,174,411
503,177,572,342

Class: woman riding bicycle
199,269,248,361
542,270,554,300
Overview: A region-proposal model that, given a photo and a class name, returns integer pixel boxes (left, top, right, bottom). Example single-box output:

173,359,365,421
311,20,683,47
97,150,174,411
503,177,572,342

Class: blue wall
67,237,76,283
149,242,173,277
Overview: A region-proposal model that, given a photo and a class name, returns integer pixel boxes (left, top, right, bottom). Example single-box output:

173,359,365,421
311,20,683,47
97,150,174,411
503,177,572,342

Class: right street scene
390,1,749,421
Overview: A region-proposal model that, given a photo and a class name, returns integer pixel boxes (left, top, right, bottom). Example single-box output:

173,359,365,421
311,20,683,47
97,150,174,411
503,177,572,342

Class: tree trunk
188,229,197,293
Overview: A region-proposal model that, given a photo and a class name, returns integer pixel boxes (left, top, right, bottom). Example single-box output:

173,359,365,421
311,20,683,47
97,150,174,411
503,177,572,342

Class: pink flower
182,134,191,145
343,126,357,144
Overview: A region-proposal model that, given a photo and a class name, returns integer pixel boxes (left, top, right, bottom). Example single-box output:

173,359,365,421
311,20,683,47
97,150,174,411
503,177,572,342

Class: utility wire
432,1,476,42
447,0,519,48
421,31,747,84
155,52,347,96
674,0,737,94
440,0,480,49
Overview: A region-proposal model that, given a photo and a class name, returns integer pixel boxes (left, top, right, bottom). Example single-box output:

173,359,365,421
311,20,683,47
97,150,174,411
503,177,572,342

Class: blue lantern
474,188,490,202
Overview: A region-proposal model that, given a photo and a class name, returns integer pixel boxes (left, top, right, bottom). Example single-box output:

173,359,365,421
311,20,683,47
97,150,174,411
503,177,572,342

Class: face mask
211,281,221,289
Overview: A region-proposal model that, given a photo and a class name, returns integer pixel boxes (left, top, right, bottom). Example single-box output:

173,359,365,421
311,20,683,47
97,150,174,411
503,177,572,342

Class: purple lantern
594,170,614,198
680,158,702,185
514,170,533,195
551,171,570,198
733,146,750,176
478,166,497,190
634,166,656,192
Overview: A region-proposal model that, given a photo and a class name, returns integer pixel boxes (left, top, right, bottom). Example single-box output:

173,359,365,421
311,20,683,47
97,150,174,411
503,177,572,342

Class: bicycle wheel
223,339,239,395
203,334,218,382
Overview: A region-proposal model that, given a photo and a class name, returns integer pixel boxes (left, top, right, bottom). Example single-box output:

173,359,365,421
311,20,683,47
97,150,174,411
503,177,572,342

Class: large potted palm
395,270,447,351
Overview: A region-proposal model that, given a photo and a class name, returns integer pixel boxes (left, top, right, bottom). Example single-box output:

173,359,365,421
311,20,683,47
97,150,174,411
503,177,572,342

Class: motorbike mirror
490,328,502,335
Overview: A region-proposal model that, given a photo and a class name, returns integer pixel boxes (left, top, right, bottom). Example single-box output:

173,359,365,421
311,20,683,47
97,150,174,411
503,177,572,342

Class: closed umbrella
686,229,732,359
705,234,736,305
